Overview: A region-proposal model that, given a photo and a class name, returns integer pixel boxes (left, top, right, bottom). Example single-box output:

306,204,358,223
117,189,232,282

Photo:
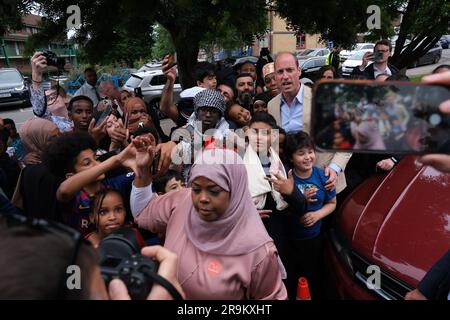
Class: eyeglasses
1,213,90,299
375,49,389,53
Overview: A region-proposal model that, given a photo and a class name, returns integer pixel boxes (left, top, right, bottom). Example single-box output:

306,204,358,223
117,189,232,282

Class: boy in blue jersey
44,132,147,236
284,131,337,300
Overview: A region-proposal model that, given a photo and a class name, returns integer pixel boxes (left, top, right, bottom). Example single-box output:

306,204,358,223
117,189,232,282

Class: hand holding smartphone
166,53,177,69
95,104,113,128
311,80,450,154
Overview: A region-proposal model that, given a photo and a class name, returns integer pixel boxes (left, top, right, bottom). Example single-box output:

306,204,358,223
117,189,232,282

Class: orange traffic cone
296,277,311,300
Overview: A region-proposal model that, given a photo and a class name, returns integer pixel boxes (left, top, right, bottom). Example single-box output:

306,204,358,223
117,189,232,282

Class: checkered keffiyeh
193,89,226,115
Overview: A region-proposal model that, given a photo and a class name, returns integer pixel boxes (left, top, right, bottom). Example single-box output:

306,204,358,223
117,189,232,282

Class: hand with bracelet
31,52,47,88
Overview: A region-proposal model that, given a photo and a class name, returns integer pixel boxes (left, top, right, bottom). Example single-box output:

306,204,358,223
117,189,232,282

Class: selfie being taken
0,0,449,313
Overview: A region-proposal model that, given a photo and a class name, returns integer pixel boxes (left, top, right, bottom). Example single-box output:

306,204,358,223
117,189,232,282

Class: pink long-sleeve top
134,187,287,300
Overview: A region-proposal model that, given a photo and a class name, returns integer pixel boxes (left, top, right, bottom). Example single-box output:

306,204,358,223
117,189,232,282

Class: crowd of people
0,39,449,300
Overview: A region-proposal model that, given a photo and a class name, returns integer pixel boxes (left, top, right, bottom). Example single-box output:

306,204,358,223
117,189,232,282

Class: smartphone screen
95,105,112,128
311,80,450,154
167,53,177,69
373,51,383,61
152,153,160,176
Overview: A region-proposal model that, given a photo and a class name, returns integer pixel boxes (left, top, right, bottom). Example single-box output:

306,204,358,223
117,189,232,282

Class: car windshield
299,49,315,56
125,75,142,88
0,70,22,84
349,51,367,60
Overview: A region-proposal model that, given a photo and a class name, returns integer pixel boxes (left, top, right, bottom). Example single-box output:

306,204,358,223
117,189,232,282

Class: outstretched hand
264,170,294,195
133,135,156,175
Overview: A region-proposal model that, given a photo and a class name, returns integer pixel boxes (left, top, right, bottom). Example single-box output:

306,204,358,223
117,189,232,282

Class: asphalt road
2,49,450,130
406,48,450,76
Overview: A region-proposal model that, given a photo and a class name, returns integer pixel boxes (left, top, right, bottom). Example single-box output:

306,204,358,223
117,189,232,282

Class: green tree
151,24,175,60
18,0,268,88
273,0,450,70
0,0,35,35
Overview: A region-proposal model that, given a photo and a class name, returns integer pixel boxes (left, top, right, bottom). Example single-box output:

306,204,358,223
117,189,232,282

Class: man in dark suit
350,39,399,80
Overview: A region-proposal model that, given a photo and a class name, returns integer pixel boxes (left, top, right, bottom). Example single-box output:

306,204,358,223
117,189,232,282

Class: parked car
297,48,330,64
137,62,162,72
0,68,30,109
232,56,259,68
439,35,450,49
325,156,450,300
299,56,327,81
340,43,375,62
407,42,442,68
341,49,373,78
123,69,182,119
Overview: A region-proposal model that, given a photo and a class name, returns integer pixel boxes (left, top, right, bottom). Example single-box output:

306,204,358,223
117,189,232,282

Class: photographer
30,52,73,133
350,40,399,80
0,213,183,299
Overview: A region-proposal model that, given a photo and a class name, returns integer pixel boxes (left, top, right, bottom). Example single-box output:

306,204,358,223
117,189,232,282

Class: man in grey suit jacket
268,52,352,194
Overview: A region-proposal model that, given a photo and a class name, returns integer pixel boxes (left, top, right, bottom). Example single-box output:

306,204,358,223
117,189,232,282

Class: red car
325,156,450,300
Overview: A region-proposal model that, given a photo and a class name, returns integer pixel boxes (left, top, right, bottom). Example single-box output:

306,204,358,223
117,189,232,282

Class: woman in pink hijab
130,144,287,300
19,118,59,166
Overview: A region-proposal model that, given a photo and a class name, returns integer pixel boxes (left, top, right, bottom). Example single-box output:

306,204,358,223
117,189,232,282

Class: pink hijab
185,148,272,256
19,118,58,165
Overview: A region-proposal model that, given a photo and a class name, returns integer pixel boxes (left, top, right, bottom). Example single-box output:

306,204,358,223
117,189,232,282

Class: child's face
334,132,344,145
199,75,217,90
69,149,105,181
228,104,251,127
248,121,272,153
92,192,126,237
291,147,315,172
164,177,185,194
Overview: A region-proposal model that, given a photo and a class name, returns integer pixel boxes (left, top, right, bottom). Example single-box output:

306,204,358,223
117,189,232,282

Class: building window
296,33,306,49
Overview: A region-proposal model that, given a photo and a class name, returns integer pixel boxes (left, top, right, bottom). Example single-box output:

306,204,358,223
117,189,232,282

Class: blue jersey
290,167,336,240
63,172,134,236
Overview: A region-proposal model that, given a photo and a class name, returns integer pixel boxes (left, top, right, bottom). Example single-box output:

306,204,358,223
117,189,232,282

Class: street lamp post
1,39,10,67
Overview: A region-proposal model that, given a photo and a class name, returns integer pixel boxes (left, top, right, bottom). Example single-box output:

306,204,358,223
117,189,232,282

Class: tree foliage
13,0,268,88
273,0,450,70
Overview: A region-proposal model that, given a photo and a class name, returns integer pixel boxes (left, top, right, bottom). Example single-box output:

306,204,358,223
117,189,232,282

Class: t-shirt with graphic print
290,166,336,240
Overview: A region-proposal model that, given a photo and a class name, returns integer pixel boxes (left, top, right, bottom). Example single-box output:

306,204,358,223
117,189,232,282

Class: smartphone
134,87,143,98
152,153,160,176
166,53,177,69
95,104,112,128
124,111,129,129
311,80,450,154
373,51,383,61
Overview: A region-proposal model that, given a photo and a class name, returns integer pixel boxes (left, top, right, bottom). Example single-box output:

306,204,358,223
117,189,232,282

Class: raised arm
56,143,135,202
130,136,182,234
160,55,179,123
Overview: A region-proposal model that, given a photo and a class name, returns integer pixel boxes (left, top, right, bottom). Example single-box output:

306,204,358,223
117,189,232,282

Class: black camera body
42,49,66,69
100,254,159,300
98,228,158,300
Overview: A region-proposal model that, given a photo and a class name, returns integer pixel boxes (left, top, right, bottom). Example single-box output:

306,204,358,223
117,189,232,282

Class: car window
299,49,314,56
349,51,367,60
314,59,325,67
0,70,22,84
302,60,314,69
362,45,374,50
150,75,167,86
125,75,142,88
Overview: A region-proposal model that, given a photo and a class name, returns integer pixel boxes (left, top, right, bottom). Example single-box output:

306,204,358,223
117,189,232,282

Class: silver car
123,69,182,107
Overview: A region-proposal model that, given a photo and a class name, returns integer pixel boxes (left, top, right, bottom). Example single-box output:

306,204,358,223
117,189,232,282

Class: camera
42,49,66,69
98,228,158,300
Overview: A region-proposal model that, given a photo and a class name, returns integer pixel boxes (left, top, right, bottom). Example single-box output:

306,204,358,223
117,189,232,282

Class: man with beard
235,73,255,111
